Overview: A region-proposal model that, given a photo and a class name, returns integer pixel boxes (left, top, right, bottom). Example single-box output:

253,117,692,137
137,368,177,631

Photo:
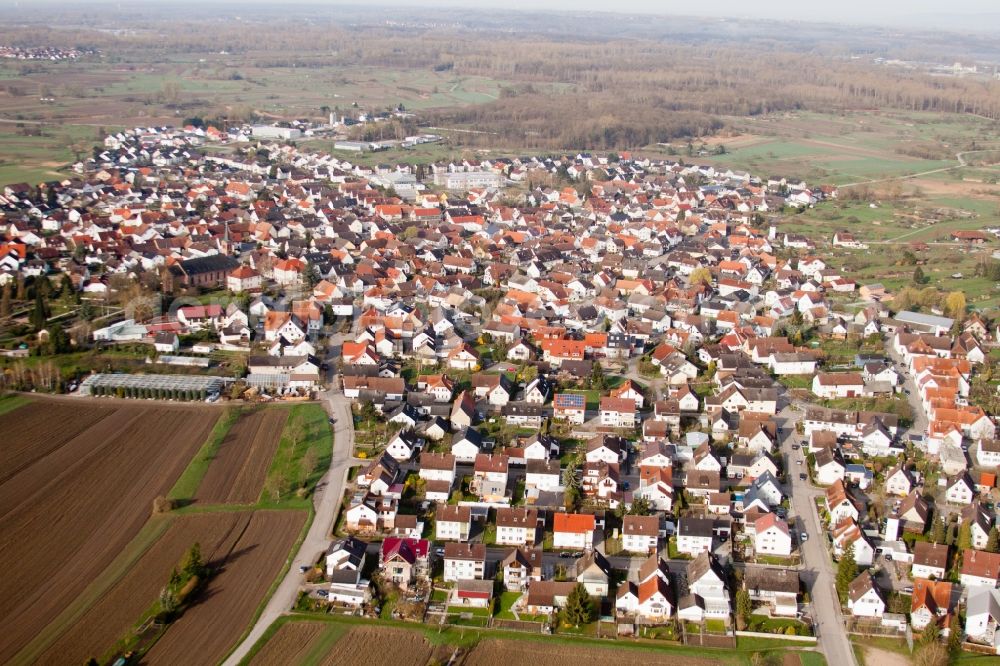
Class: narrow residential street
777,401,858,666
222,381,356,666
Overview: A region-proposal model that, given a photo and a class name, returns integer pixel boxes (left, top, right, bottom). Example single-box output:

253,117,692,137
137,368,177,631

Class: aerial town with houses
2,120,1000,660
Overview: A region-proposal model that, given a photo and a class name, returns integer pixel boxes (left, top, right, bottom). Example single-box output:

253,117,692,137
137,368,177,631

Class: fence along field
0,398,221,664
194,408,289,505
35,511,253,665
142,509,307,666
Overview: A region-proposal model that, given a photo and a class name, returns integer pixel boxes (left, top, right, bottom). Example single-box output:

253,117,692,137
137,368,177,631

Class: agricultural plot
463,638,719,666
34,511,253,666
317,626,436,666
246,621,332,666
0,400,221,664
0,399,114,485
143,509,307,666
195,408,289,505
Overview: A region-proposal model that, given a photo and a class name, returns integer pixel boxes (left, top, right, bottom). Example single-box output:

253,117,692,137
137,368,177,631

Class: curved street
222,383,356,666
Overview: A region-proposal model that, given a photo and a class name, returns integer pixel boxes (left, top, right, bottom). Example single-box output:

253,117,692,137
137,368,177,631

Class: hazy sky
10,0,999,31
330,0,998,29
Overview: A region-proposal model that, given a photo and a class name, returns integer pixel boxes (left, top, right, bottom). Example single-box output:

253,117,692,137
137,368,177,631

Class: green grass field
167,407,239,502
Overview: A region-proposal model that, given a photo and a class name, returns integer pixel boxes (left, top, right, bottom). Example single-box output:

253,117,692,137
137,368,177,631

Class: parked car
559,551,574,558
791,443,800,451
299,565,310,573
799,473,807,481
800,532,808,542
903,586,913,595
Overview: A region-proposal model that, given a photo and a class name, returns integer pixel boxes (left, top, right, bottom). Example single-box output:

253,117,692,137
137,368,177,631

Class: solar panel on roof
556,393,585,408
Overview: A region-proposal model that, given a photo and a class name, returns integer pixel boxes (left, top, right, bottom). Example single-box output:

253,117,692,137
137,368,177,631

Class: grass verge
12,515,173,665
167,406,239,502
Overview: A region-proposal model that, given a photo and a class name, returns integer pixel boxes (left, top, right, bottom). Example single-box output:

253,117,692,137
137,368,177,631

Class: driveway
222,384,357,666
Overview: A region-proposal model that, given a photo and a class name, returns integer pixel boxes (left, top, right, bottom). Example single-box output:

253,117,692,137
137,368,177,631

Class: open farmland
463,638,721,666
33,511,253,665
0,398,222,664
246,620,333,666
194,408,289,505
142,509,307,666
317,626,436,666
0,400,114,484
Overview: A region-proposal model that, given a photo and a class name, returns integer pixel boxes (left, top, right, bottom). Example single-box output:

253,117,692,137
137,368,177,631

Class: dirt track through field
35,512,252,666
247,621,327,666
142,510,306,666
0,403,219,664
195,409,289,504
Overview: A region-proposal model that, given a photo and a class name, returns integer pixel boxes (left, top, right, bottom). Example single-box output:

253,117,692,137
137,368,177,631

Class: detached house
436,505,472,542
676,517,714,556
847,571,886,619
380,537,430,590
553,392,587,424
621,515,661,554
502,547,544,591
443,542,487,582
965,587,1000,653
945,473,976,505
812,372,865,399
599,397,637,429
753,513,793,557
495,507,539,546
910,578,954,633
912,542,950,580
961,549,1000,589
553,512,596,550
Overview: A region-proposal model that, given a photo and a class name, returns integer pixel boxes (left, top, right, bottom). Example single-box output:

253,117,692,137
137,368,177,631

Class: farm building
80,373,228,400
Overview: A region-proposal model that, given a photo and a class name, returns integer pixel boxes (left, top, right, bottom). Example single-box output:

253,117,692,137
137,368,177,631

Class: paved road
884,341,928,440
776,402,857,666
222,386,356,666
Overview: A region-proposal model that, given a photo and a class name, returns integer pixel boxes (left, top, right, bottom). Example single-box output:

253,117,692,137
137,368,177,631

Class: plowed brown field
317,626,433,666
195,408,289,504
142,510,306,666
464,638,722,666
0,400,221,664
36,511,253,666
0,401,114,485
247,621,327,666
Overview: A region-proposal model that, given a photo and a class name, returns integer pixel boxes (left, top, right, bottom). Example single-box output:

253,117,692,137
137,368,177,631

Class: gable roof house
912,542,950,580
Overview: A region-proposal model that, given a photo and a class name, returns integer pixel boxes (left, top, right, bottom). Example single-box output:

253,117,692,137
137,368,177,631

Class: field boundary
242,613,829,665
167,407,239,502
0,394,29,416
11,514,174,664
219,505,316,665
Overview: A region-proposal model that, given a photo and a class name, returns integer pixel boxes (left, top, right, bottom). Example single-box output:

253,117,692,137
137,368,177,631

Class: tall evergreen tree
986,527,1000,553
957,522,972,551
735,589,752,631
835,543,857,604
30,291,48,332
0,283,10,318
563,582,594,627
929,515,947,544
